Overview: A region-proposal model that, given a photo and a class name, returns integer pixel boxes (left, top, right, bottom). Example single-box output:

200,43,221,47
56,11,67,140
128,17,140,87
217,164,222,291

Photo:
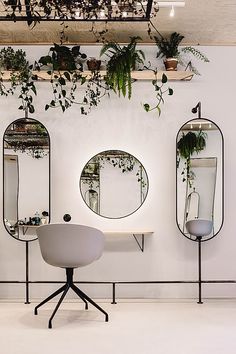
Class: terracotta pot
87,58,101,71
164,58,178,71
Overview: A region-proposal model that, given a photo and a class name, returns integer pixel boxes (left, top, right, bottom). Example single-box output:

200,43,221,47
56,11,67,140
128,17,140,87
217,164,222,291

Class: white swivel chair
34,224,108,328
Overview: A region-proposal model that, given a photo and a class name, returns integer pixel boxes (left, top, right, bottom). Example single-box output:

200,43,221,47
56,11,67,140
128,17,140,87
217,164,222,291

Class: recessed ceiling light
169,5,175,16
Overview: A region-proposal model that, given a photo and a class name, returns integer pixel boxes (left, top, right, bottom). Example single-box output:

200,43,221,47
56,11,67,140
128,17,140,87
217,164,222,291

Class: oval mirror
80,150,149,218
176,118,223,242
3,118,50,242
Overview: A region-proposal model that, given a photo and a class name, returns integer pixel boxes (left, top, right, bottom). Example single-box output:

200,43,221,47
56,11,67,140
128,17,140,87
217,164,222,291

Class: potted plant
155,32,209,73
39,43,87,71
87,58,101,71
100,36,145,99
0,46,37,113
155,32,184,71
0,47,28,71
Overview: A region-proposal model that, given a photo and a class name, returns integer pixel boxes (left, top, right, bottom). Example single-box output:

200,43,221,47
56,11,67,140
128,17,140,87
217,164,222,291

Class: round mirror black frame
3,117,51,242
80,149,149,219
176,117,224,242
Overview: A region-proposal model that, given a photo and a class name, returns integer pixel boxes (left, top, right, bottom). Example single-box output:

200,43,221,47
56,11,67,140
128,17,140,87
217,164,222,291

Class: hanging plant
38,43,109,114
100,36,145,99
143,71,173,116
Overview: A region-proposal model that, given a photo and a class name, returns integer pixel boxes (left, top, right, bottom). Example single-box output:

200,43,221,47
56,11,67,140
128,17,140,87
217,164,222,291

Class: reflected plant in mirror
177,130,207,186
80,150,149,218
176,118,223,242
3,118,50,242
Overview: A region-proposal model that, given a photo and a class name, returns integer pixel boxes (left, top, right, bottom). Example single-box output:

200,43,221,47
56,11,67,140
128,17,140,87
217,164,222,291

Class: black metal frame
34,268,109,328
79,149,149,220
2,277,236,306
176,103,224,242
2,116,51,243
0,0,154,22
176,102,225,303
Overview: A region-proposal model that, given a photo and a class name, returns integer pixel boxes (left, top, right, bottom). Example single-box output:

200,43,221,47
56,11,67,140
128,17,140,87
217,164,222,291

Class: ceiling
0,0,235,45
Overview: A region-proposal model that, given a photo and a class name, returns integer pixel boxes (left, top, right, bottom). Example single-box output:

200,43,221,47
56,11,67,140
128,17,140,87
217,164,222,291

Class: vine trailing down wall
0,27,209,117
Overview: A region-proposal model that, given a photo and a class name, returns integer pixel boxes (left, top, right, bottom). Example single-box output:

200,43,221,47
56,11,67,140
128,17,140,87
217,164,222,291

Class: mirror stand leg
197,237,203,304
25,241,30,304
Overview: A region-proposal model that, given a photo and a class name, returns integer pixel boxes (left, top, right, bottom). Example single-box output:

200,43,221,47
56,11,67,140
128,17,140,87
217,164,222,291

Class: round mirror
176,118,223,242
80,150,149,218
3,118,50,242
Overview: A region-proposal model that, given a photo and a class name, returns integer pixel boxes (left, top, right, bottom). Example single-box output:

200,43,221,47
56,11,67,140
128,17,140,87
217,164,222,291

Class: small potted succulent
87,58,101,71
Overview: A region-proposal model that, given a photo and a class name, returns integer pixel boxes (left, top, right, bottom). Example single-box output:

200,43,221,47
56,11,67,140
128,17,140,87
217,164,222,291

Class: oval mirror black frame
3,117,51,242
176,117,224,242
80,149,149,219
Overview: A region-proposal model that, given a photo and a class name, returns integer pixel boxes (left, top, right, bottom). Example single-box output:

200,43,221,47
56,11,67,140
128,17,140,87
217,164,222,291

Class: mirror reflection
3,118,50,241
80,150,148,218
176,118,223,241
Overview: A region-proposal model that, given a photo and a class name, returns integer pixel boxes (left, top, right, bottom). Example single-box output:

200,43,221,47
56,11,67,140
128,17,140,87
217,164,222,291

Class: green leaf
168,88,174,95
28,104,35,113
162,73,168,84
143,103,150,112
64,71,71,81
81,76,86,85
31,84,37,95
58,77,66,85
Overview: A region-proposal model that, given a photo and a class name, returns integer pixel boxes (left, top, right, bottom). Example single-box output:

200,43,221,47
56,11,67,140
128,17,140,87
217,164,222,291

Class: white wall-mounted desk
103,231,154,252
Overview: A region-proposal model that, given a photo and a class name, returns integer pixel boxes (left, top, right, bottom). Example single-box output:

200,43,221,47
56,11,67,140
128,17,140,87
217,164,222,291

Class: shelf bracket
132,233,145,252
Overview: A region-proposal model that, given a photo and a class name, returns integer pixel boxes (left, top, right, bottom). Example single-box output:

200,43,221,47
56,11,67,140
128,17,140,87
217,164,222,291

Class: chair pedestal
34,268,109,328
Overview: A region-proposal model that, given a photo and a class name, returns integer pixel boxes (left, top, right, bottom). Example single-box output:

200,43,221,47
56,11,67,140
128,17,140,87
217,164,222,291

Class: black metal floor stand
197,237,203,304
25,241,30,304
34,268,109,328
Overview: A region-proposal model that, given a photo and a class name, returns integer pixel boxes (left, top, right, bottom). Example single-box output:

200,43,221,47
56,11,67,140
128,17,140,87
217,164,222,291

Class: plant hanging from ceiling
3,0,156,26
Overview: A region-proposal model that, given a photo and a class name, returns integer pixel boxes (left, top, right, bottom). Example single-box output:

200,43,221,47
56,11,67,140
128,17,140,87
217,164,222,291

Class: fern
181,47,209,62
101,36,144,99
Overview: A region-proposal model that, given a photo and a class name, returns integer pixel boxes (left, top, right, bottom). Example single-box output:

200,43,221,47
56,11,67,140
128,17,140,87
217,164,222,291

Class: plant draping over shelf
2,0,159,26
0,36,174,116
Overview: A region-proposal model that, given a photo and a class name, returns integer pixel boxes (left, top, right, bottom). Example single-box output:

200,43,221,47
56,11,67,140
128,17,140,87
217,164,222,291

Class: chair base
34,268,109,328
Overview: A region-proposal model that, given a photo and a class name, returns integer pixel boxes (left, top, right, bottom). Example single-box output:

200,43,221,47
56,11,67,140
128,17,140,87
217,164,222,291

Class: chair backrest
36,224,104,268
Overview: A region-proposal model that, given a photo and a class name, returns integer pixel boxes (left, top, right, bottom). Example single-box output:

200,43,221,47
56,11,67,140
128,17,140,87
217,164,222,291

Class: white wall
0,45,235,300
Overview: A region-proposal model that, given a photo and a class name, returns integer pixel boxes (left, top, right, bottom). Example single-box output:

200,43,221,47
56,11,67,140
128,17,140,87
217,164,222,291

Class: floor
0,299,236,354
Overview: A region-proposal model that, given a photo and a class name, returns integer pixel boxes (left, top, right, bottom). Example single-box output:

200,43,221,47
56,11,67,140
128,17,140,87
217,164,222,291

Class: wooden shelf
0,70,193,81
